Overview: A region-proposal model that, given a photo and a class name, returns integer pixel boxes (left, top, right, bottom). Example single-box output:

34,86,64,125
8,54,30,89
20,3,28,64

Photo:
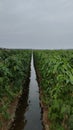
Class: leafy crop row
34,50,73,130
0,49,31,127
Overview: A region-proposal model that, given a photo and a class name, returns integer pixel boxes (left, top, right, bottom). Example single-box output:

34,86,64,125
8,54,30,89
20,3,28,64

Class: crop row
34,50,73,130
0,49,31,128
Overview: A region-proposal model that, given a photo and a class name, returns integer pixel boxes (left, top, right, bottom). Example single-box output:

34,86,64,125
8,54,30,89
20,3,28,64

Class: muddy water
10,55,43,130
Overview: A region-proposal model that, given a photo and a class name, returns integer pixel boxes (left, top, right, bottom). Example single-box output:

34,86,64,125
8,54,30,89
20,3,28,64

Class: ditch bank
0,67,30,130
35,70,50,130
9,77,30,130
33,56,50,130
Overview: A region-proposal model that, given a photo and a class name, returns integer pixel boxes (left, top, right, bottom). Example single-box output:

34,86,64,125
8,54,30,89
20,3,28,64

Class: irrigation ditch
9,54,44,130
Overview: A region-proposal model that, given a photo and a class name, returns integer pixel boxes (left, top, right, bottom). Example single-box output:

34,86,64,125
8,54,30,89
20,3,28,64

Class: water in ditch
10,54,43,130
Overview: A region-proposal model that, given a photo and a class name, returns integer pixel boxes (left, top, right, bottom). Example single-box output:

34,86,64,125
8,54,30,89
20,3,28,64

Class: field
0,49,31,129
34,50,73,130
0,49,73,130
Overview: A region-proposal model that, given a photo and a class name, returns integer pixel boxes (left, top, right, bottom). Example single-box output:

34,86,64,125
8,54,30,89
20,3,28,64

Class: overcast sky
0,0,73,49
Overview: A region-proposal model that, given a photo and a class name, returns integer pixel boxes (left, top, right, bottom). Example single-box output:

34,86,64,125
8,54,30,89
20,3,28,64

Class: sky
0,0,73,49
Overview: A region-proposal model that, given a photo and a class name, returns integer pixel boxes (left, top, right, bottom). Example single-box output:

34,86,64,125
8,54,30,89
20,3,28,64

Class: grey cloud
0,0,73,49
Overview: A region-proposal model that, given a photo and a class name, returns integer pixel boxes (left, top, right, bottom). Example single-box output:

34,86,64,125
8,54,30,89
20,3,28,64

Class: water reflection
24,54,43,130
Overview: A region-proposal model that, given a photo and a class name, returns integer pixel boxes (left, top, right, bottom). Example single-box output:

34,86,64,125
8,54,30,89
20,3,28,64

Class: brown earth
40,90,50,130
0,94,21,130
